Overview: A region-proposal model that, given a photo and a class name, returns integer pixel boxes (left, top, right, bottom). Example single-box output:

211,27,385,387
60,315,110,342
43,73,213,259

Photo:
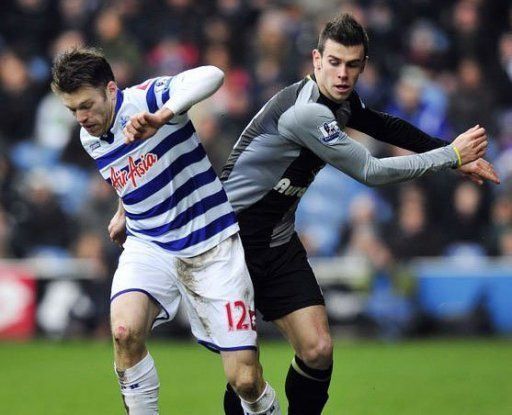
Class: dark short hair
318,13,369,57
51,47,115,94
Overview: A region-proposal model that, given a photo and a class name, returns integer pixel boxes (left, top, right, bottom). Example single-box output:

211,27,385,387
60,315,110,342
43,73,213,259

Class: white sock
241,382,281,415
115,352,159,415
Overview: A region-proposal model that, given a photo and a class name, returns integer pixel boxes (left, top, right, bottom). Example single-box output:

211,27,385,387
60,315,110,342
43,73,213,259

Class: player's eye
329,60,339,66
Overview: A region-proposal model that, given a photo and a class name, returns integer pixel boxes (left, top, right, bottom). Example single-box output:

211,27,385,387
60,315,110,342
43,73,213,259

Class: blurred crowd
1,0,512,336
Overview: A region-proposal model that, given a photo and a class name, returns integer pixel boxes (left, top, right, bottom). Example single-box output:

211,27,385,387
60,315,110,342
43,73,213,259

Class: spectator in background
0,50,44,146
447,0,491,65
405,19,449,72
57,0,96,36
449,58,496,135
67,231,113,338
364,0,400,77
0,152,21,213
0,207,13,258
11,170,75,257
93,7,141,87
444,181,490,255
497,226,512,256
491,31,512,108
485,193,512,255
339,193,381,255
76,176,119,239
33,31,85,156
386,66,452,140
147,37,200,78
250,8,297,103
382,184,445,260
354,60,389,110
0,0,59,61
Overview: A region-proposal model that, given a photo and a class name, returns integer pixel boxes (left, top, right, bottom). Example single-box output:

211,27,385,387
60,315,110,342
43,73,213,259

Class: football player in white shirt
51,47,280,415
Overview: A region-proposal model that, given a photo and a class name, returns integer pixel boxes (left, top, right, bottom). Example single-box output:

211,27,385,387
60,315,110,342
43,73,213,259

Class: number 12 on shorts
225,301,256,331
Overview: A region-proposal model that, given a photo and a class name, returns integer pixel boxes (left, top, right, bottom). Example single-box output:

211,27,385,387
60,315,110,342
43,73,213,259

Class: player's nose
76,112,88,123
338,64,348,79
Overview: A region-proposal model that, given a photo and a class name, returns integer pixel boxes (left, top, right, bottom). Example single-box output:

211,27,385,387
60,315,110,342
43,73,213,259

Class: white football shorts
111,233,257,352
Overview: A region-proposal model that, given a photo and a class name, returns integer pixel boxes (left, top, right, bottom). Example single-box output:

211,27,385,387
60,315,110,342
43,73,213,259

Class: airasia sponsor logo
110,153,158,191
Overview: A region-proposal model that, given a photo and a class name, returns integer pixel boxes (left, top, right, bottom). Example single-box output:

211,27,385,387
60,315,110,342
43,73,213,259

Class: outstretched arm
346,101,447,152
124,66,224,142
280,103,487,187
345,93,499,184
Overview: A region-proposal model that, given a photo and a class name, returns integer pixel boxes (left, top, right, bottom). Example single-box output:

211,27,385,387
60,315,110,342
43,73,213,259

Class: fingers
475,139,488,158
461,159,501,185
124,121,141,143
123,113,148,143
474,160,500,184
468,173,484,186
466,127,486,140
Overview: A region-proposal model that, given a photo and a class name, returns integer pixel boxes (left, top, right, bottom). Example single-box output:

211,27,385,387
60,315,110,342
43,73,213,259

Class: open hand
458,158,500,185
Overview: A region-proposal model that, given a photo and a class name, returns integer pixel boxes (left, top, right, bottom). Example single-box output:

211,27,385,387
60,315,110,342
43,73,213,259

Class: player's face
313,39,366,103
60,82,117,137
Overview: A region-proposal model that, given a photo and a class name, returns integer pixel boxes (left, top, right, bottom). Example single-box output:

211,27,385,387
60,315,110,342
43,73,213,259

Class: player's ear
312,49,322,70
106,80,117,99
361,56,368,73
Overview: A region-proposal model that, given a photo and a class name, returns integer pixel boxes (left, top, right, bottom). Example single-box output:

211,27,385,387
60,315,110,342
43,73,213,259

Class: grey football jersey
221,77,457,248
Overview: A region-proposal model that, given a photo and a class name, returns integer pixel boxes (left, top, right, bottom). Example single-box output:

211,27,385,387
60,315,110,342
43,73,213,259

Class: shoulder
292,102,335,127
125,77,173,112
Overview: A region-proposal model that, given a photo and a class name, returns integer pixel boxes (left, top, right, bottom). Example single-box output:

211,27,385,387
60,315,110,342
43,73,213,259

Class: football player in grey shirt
221,13,499,415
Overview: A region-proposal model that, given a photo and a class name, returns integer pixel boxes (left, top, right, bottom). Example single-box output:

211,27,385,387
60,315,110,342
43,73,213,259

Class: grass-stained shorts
111,233,257,352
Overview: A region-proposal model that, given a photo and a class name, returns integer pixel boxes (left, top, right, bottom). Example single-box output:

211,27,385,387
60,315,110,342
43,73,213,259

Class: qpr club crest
120,115,130,130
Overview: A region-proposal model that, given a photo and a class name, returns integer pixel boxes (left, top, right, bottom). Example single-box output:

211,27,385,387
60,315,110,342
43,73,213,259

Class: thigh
176,234,258,352
112,237,182,328
273,305,331,356
246,234,325,321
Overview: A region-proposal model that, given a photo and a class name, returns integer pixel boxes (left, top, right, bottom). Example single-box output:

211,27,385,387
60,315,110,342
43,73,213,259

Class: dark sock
224,383,244,415
286,355,333,415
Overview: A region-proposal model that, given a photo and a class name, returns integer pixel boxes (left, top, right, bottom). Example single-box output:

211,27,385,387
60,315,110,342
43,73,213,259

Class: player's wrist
451,144,462,168
156,107,174,125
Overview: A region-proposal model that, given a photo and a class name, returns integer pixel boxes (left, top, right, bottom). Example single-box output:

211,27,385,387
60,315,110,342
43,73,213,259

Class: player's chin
331,89,351,102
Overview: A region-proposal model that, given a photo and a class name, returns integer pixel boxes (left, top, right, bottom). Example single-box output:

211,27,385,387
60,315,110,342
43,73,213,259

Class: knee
299,335,333,369
112,323,145,351
228,363,262,401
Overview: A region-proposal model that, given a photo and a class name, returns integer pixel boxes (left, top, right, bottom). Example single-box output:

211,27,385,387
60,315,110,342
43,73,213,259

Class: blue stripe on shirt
129,188,229,237
124,167,218,219
147,212,237,251
162,86,170,104
96,121,194,170
122,145,209,206
146,79,158,113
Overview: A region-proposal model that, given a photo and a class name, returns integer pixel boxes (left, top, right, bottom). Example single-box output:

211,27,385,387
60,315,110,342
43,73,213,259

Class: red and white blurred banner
0,266,36,340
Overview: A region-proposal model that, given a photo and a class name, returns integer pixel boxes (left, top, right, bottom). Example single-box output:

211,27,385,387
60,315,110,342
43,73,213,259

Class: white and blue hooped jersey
80,76,239,257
